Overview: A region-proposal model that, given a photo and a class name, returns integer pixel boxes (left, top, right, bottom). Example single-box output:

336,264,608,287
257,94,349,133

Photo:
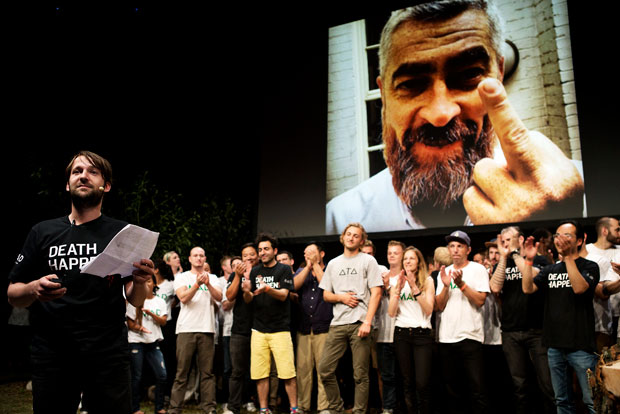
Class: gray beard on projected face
384,116,493,211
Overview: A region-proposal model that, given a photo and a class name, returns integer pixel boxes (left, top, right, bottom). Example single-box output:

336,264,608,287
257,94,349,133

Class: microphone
98,186,105,191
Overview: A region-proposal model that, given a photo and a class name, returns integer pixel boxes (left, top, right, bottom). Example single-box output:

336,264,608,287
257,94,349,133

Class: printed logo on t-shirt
143,308,162,317
188,284,212,292
338,267,358,276
48,243,98,271
505,266,522,281
257,275,280,289
548,272,572,289
399,291,418,302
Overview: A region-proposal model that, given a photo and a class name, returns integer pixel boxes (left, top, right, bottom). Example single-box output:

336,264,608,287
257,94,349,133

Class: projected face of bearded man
377,8,504,210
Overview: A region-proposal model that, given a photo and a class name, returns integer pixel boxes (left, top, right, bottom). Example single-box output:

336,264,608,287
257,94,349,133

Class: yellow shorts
250,330,296,380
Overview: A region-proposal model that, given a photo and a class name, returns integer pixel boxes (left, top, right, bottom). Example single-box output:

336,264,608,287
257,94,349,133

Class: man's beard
384,117,493,210
607,232,620,246
70,186,104,210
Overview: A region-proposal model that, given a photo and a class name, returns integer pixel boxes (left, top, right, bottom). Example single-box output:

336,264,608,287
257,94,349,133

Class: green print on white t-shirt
142,308,162,317
187,284,211,292
400,291,418,302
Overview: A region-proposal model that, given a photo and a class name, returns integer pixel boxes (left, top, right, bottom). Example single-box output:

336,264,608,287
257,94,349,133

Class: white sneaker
245,402,257,412
222,403,234,414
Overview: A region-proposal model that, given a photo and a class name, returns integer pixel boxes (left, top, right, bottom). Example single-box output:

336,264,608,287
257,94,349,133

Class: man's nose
418,81,460,127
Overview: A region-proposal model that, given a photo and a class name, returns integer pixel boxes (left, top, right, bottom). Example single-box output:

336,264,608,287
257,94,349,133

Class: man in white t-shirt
435,230,490,414
587,217,620,342
369,241,402,414
169,247,223,414
318,223,383,414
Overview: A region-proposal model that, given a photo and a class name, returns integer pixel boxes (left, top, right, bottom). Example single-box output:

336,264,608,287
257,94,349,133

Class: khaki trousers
296,331,329,411
169,332,216,413
318,323,372,414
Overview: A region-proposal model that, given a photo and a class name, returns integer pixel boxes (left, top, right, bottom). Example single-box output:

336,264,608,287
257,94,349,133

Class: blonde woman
388,246,434,414
164,251,184,275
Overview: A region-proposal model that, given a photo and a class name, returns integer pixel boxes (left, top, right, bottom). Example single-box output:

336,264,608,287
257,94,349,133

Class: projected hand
463,78,584,224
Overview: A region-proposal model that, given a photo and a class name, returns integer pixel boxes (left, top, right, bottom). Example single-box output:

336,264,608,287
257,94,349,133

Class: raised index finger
478,78,537,173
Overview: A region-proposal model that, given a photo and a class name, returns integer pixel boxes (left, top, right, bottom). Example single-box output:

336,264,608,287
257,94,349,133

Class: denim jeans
376,342,397,411
129,342,168,413
547,348,597,414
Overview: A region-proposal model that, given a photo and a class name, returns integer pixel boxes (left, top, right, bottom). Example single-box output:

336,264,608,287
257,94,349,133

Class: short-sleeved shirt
496,255,549,332
218,276,234,337
390,275,433,330
534,257,599,352
155,279,176,322
375,265,396,343
127,296,167,343
228,271,254,336
588,243,620,318
319,252,383,326
250,262,294,333
435,261,491,344
8,215,129,358
600,266,620,339
173,271,219,334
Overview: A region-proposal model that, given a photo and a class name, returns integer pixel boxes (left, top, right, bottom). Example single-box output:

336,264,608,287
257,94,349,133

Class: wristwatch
510,249,521,258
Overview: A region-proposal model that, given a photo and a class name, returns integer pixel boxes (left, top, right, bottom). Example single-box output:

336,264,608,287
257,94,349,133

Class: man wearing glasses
521,220,599,414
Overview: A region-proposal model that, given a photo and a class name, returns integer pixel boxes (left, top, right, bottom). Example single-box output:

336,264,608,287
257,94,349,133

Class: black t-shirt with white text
250,262,294,333
534,257,599,352
228,272,254,336
8,215,129,358
496,255,549,332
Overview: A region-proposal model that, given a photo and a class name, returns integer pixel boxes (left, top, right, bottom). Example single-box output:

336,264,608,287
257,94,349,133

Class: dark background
1,1,619,380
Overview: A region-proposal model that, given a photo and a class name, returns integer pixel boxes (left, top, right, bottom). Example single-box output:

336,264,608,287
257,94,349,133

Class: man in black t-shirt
490,226,555,414
226,243,259,414
522,220,599,414
7,151,154,414
241,233,298,414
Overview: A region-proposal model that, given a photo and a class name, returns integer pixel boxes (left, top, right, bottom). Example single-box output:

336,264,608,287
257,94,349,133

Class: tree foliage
112,171,252,272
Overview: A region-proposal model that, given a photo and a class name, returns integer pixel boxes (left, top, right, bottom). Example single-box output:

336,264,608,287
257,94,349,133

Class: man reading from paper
7,150,155,414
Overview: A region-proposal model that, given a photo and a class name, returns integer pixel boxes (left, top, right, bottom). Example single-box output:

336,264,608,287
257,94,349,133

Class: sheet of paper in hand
80,224,159,277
